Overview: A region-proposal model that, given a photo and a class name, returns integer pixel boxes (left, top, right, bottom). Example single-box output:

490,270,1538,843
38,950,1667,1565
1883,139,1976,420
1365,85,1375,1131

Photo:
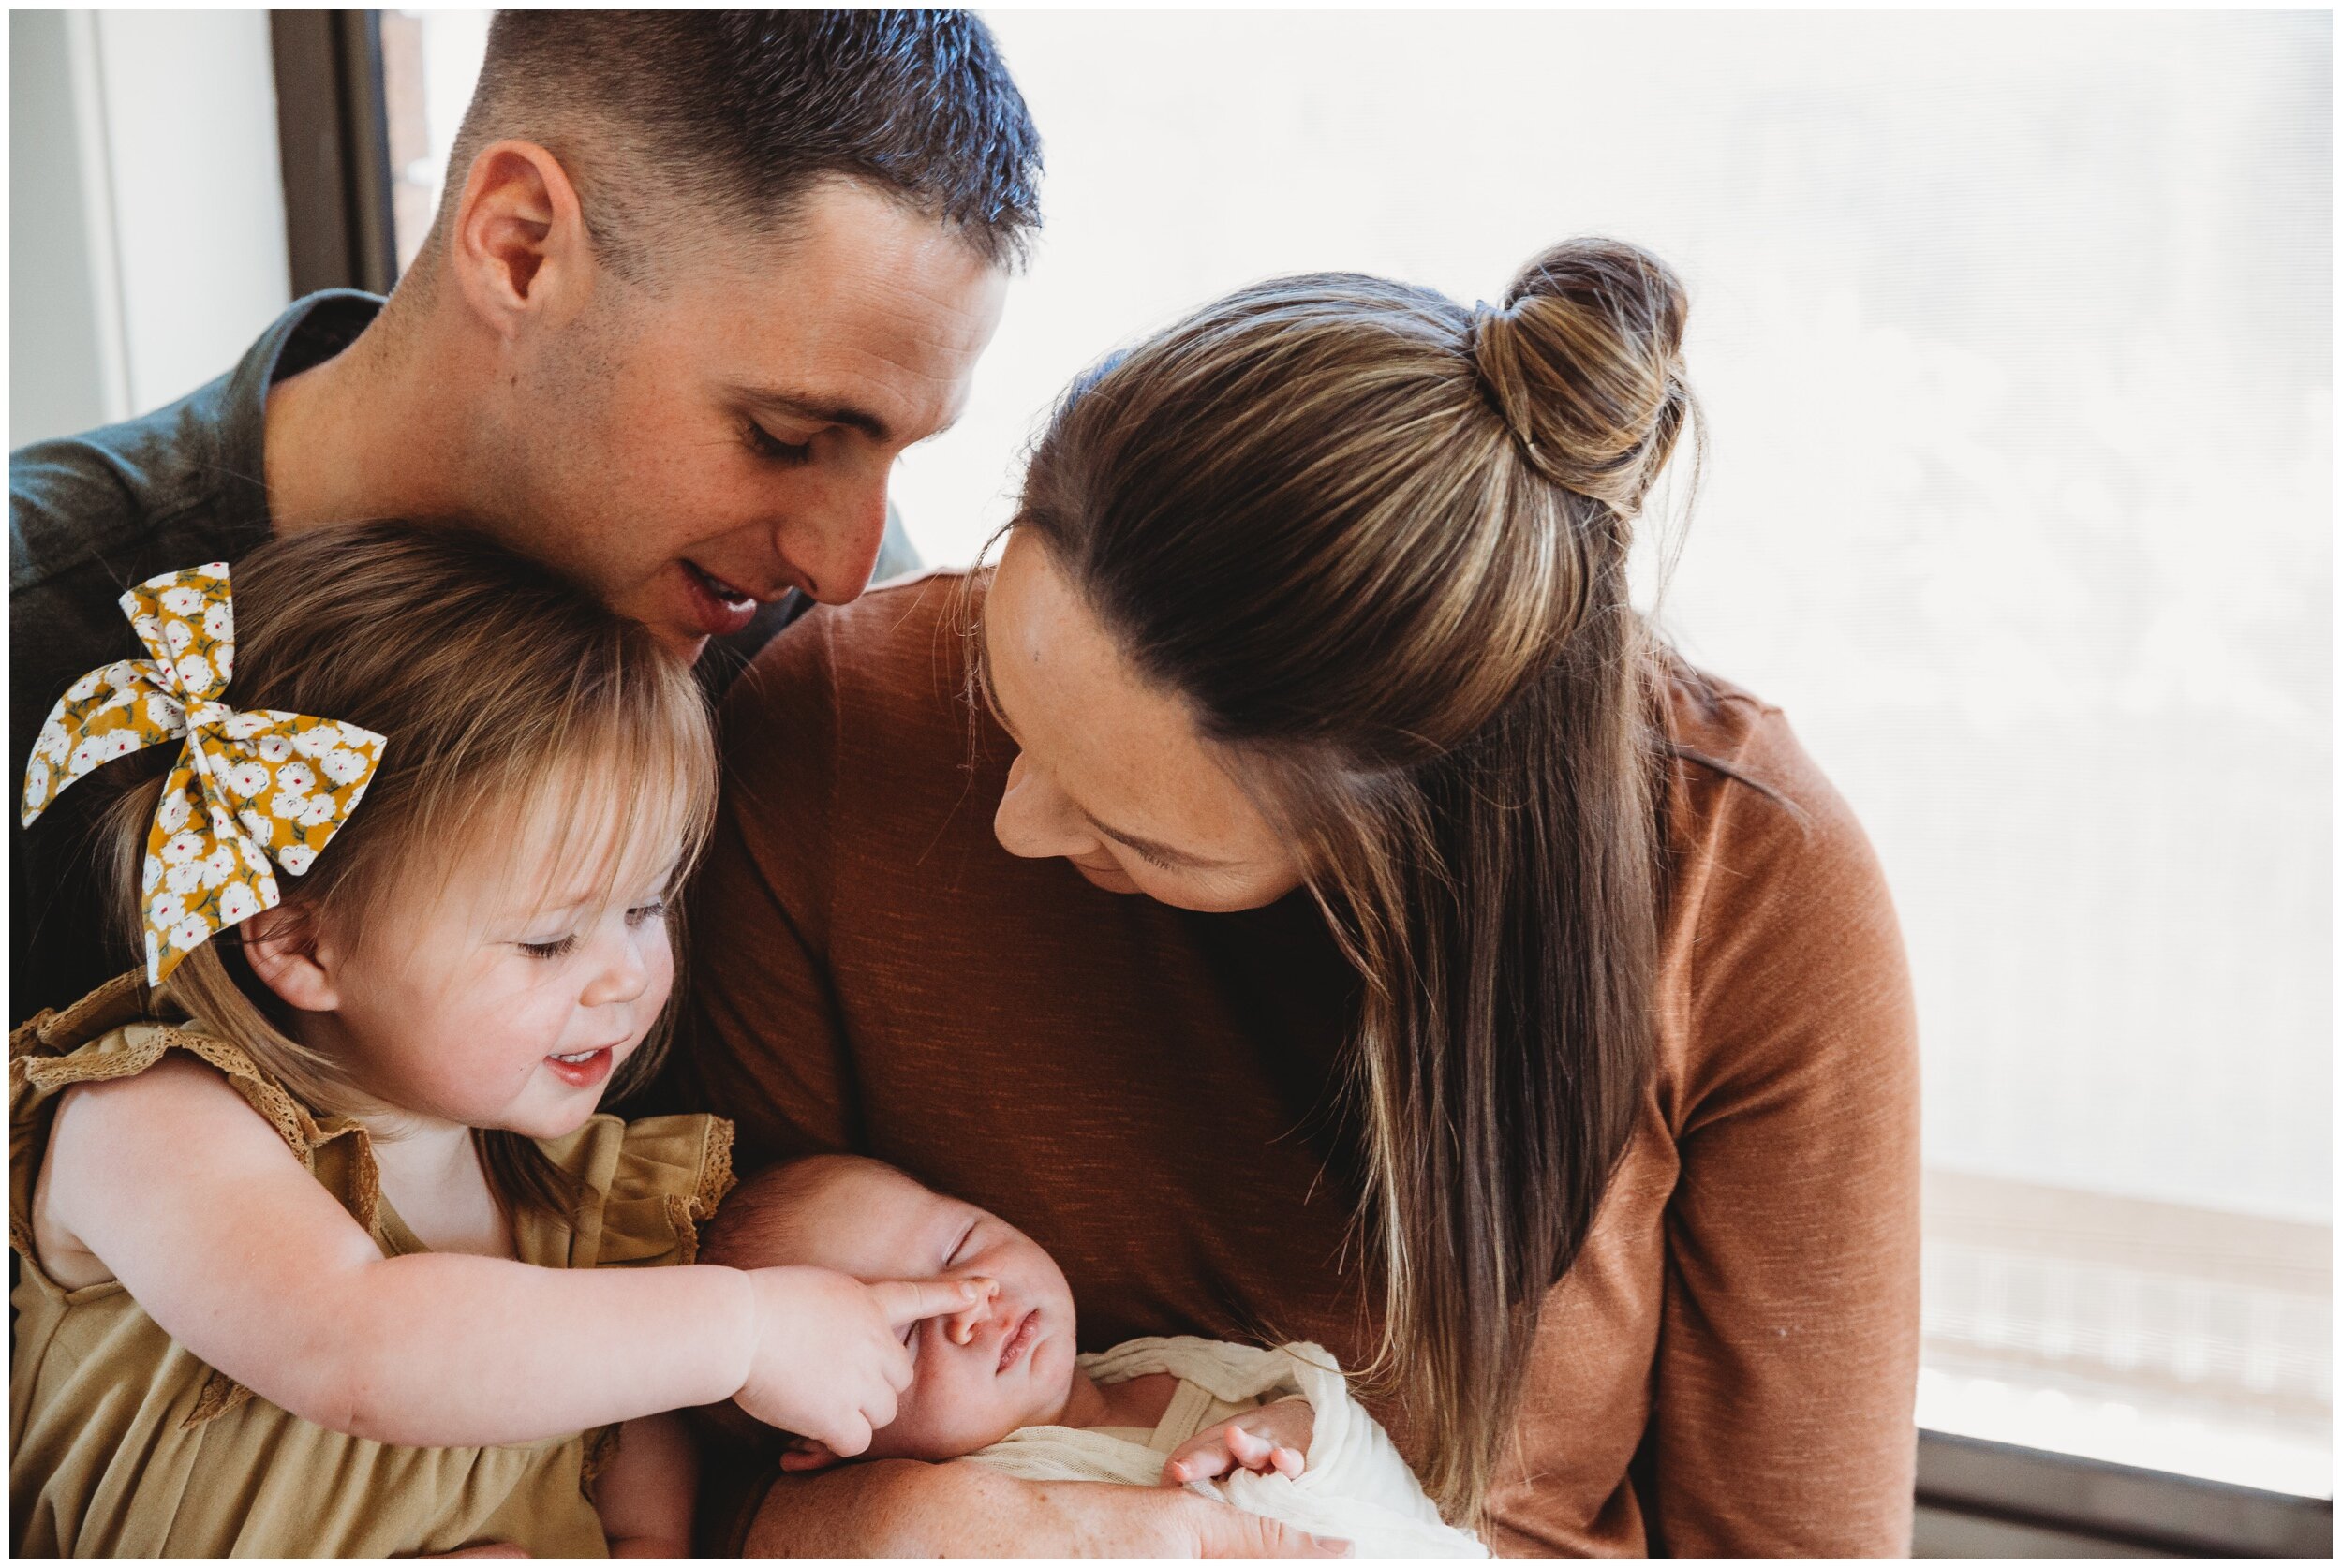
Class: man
11,15,1335,1556
12,11,1030,1019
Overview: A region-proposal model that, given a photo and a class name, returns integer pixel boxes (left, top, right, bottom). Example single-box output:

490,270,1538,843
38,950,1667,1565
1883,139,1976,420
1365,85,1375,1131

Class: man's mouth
679,561,764,639
997,1308,1041,1374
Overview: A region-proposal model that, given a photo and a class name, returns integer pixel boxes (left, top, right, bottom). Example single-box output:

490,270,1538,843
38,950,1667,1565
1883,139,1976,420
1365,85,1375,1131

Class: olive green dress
9,973,735,1558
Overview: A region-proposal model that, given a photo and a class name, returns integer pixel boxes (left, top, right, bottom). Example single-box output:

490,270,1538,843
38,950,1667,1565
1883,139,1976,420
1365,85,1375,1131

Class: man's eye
947,1220,977,1266
744,421,813,466
518,935,578,961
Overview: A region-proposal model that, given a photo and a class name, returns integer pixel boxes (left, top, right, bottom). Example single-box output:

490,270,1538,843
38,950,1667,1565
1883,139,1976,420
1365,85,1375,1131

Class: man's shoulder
10,377,239,597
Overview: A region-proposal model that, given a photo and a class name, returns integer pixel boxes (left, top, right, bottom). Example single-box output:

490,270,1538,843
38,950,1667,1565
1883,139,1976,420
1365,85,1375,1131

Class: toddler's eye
518,934,579,961
625,898,668,928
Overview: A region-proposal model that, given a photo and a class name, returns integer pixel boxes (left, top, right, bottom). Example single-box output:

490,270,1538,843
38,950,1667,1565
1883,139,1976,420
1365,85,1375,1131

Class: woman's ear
236,905,341,1013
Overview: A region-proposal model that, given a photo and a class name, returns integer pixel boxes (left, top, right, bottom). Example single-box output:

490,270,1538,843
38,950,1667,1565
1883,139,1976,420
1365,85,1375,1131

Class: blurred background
10,8,2331,1555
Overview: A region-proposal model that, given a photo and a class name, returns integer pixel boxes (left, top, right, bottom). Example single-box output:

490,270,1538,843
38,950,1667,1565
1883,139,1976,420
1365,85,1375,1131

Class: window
382,8,2331,1505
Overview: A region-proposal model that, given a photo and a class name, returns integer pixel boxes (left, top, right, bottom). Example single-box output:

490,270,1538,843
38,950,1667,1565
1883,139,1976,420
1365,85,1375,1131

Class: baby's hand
735,1266,995,1458
1159,1396,1313,1487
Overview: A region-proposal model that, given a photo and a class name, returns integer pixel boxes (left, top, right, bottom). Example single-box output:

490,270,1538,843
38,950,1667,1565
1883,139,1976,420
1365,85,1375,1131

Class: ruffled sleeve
9,972,388,1427
533,1112,735,1271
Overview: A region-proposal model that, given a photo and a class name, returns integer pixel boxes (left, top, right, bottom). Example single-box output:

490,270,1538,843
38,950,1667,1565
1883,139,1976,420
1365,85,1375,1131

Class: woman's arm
741,1458,1354,1557
41,1055,966,1450
1639,722,1921,1554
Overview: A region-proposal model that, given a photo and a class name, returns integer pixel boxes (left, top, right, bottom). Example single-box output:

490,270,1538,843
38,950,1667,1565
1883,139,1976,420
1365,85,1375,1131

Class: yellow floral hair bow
21,562,386,984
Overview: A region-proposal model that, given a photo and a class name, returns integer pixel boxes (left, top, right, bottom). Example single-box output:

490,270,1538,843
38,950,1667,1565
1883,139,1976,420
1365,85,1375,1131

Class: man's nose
783,463,892,605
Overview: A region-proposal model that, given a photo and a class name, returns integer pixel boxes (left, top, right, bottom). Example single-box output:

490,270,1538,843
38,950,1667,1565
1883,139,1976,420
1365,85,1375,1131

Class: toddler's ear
237,906,340,1013
778,1437,844,1473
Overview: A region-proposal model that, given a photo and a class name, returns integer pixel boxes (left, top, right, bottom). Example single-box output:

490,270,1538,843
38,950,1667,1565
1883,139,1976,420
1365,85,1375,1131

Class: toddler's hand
1160,1397,1313,1487
735,1266,993,1458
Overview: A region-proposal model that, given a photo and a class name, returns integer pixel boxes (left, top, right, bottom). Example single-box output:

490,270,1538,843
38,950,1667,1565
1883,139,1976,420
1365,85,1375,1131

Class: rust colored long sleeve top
676,573,1920,1557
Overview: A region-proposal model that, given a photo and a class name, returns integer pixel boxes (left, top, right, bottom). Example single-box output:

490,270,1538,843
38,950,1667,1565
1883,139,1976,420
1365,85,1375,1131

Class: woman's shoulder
1650,656,1916,1113
729,568,978,721
526,1111,737,1269
1656,654,1882,893
718,568,994,807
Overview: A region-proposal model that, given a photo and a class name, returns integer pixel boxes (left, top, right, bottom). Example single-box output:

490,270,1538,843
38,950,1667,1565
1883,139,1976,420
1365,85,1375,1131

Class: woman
680,240,1919,1555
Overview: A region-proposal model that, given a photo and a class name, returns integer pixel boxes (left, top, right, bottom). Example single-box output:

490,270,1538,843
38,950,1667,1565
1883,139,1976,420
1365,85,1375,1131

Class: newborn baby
700,1155,1486,1558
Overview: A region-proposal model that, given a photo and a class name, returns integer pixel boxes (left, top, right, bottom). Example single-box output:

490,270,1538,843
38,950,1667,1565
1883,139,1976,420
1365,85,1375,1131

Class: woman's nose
993,752,1096,862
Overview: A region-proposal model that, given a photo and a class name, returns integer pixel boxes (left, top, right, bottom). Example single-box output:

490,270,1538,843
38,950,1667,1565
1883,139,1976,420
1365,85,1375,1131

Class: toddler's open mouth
546,1045,615,1089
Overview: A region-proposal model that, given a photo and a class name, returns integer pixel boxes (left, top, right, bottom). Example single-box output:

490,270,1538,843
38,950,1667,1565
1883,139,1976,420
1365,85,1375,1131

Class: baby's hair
90,520,718,1222
701,1153,914,1272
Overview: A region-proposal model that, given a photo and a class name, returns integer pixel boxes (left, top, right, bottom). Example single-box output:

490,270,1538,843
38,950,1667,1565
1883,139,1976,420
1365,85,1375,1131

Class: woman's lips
680,561,762,639
545,1045,615,1089
997,1308,1041,1374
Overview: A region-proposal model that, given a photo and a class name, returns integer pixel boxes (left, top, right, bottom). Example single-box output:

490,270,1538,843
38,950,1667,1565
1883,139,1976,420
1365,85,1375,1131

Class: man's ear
777,1436,844,1474
446,138,596,338
237,904,341,1014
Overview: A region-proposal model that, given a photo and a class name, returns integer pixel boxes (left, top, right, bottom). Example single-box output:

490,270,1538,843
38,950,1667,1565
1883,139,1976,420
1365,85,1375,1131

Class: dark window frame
1917,1430,2331,1558
270,9,396,296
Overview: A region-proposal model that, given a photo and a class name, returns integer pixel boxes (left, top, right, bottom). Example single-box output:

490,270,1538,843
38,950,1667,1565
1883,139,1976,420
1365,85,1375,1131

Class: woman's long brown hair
92,520,717,1225
1007,240,1701,1523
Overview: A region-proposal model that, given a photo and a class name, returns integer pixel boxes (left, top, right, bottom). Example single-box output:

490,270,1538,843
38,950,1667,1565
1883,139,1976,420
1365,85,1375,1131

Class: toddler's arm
40,1056,981,1451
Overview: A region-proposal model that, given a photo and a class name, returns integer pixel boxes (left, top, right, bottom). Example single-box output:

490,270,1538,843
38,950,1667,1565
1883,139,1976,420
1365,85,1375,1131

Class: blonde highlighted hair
1003,240,1702,1524
94,521,717,1221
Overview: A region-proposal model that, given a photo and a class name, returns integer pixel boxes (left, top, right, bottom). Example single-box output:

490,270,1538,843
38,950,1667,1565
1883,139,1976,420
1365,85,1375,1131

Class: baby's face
764,1161,1079,1460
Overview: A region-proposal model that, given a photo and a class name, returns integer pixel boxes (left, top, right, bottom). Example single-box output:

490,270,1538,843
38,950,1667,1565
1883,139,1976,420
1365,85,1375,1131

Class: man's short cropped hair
439,9,1043,276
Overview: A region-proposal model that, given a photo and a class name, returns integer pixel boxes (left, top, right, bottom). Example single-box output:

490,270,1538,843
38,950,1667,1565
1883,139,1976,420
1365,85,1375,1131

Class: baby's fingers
1162,1444,1237,1487
1223,1421,1278,1471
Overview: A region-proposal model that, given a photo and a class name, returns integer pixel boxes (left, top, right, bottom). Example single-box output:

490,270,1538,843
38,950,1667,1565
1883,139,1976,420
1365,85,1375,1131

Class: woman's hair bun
1469,238,1695,513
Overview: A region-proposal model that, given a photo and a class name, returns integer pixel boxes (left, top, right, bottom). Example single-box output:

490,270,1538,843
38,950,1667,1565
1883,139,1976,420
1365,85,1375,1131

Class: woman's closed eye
517,933,578,961
946,1219,978,1267
625,897,667,928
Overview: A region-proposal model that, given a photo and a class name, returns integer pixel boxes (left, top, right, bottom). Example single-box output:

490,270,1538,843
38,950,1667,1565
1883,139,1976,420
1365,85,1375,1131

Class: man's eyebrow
733,386,893,443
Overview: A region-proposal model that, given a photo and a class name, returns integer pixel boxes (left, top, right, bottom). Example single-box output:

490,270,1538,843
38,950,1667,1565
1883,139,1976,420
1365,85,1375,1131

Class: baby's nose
945,1279,1002,1345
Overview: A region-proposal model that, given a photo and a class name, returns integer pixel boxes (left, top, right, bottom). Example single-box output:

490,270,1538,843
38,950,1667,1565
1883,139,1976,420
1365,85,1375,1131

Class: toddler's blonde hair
94,520,718,1220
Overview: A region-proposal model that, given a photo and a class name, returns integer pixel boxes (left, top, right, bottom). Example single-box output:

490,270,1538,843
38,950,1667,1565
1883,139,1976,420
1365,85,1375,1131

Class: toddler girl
10,522,985,1557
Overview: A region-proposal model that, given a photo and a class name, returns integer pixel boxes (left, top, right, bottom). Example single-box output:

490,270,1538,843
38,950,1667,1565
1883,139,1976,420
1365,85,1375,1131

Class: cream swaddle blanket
962,1336,1487,1558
